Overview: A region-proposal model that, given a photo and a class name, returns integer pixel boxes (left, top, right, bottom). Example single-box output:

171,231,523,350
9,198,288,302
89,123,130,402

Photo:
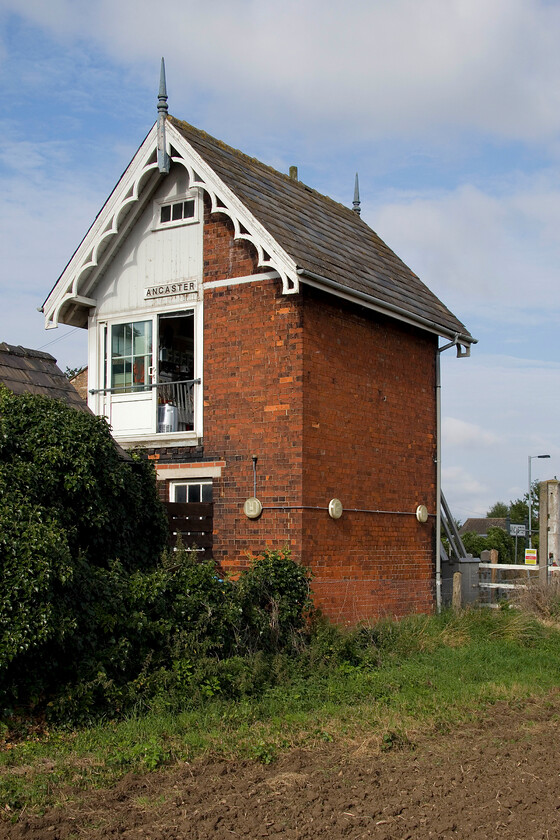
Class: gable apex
43,121,300,330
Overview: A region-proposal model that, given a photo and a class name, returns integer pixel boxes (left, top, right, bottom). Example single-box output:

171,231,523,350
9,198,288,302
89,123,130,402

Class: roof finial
157,58,170,174
352,172,361,215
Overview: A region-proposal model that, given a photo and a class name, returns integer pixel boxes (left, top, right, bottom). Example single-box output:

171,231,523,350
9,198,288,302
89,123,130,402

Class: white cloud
368,173,560,322
441,464,492,520
441,353,560,518
0,121,106,366
4,0,560,146
443,417,499,449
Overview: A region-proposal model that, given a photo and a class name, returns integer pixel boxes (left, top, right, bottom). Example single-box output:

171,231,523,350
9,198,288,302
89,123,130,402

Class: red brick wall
158,205,437,622
203,198,258,281
301,287,437,622
202,278,305,570
201,208,305,570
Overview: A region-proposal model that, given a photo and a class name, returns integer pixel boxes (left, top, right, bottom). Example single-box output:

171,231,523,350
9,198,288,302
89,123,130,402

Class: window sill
114,430,200,448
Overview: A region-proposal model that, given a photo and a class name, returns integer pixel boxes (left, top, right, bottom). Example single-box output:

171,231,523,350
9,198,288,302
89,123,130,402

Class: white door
106,319,157,436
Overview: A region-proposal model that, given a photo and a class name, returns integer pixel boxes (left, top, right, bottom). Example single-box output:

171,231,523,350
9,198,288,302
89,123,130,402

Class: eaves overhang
297,268,477,350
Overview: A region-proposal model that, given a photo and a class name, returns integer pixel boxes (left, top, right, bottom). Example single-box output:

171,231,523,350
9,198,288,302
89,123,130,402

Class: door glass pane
111,321,152,392
112,323,131,358
112,359,132,391
132,322,150,355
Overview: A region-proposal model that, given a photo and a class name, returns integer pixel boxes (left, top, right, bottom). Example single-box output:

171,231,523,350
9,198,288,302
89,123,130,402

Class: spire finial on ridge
157,58,170,173
352,172,361,216
158,57,168,114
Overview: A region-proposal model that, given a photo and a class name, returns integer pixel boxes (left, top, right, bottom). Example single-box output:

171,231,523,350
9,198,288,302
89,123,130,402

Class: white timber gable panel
92,168,203,319
43,116,301,447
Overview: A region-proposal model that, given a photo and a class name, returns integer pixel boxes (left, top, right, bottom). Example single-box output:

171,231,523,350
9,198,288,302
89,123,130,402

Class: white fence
478,562,560,606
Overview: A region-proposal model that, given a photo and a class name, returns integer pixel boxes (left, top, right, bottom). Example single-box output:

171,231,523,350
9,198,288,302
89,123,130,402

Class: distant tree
486,501,508,518
484,483,542,553
64,365,86,379
461,526,516,564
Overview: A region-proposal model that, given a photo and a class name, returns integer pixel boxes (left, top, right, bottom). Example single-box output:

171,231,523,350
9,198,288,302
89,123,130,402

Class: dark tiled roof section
459,518,507,536
0,343,88,411
170,117,472,340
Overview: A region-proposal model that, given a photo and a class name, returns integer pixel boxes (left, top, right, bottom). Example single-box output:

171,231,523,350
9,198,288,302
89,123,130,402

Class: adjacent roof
459,518,507,536
171,117,473,343
0,343,88,411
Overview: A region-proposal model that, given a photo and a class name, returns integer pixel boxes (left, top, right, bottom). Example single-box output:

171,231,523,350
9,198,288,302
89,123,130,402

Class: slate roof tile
170,117,472,341
0,343,88,411
459,518,508,536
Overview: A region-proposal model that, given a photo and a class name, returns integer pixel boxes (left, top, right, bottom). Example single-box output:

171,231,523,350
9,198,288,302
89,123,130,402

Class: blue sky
1,0,559,521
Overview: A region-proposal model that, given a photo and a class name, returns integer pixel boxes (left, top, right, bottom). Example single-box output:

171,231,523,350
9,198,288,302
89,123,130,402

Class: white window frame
170,479,213,504
152,190,201,231
91,301,203,444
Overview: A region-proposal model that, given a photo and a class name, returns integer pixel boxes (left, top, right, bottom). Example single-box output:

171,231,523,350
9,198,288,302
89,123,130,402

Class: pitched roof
459,518,507,536
0,343,88,411
43,115,473,346
170,117,473,343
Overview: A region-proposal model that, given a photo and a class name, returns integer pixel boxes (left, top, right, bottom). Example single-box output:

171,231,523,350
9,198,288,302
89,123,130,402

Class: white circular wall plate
328,498,343,519
416,504,429,523
244,497,263,519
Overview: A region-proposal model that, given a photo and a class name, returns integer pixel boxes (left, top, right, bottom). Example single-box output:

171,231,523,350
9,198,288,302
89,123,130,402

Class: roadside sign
525,548,538,566
510,524,526,537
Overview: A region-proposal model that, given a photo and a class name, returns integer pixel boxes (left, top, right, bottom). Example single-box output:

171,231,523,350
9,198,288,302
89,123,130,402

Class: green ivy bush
0,388,315,724
38,546,313,723
235,548,313,654
0,386,167,709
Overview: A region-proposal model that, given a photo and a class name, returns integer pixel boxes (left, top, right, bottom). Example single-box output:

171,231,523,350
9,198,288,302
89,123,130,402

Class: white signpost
509,524,527,561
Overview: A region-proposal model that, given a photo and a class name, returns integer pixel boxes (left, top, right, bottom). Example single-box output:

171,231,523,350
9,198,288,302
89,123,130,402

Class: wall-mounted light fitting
328,498,343,519
244,497,263,519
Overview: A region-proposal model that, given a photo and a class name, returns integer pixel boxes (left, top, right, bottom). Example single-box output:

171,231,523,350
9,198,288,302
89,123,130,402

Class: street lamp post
528,454,551,548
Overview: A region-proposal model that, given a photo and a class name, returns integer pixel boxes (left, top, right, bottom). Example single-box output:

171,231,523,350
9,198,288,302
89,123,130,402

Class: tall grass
512,576,560,620
2,607,560,818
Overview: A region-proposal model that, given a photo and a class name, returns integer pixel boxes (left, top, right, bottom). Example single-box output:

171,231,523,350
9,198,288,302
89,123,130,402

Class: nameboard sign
144,280,197,300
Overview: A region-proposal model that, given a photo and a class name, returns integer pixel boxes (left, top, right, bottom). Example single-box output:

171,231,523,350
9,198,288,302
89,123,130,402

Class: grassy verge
2,607,560,818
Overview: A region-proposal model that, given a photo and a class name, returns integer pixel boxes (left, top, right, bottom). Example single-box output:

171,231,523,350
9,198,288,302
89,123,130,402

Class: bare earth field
2,697,559,840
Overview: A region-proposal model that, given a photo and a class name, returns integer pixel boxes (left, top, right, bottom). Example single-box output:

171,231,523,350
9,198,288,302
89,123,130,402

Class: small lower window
171,480,212,503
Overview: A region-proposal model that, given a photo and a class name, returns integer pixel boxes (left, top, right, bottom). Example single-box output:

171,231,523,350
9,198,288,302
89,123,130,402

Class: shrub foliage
0,386,167,707
0,387,313,721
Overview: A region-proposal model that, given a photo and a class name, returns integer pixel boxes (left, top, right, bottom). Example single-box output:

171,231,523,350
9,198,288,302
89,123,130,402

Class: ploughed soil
2,697,560,840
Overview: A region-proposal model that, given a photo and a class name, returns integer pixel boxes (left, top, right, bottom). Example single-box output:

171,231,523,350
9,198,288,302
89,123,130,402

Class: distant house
41,67,474,623
69,367,88,402
0,343,86,411
459,518,507,537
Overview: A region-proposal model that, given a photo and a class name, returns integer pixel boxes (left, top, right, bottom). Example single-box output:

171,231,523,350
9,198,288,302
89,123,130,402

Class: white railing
478,562,539,606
